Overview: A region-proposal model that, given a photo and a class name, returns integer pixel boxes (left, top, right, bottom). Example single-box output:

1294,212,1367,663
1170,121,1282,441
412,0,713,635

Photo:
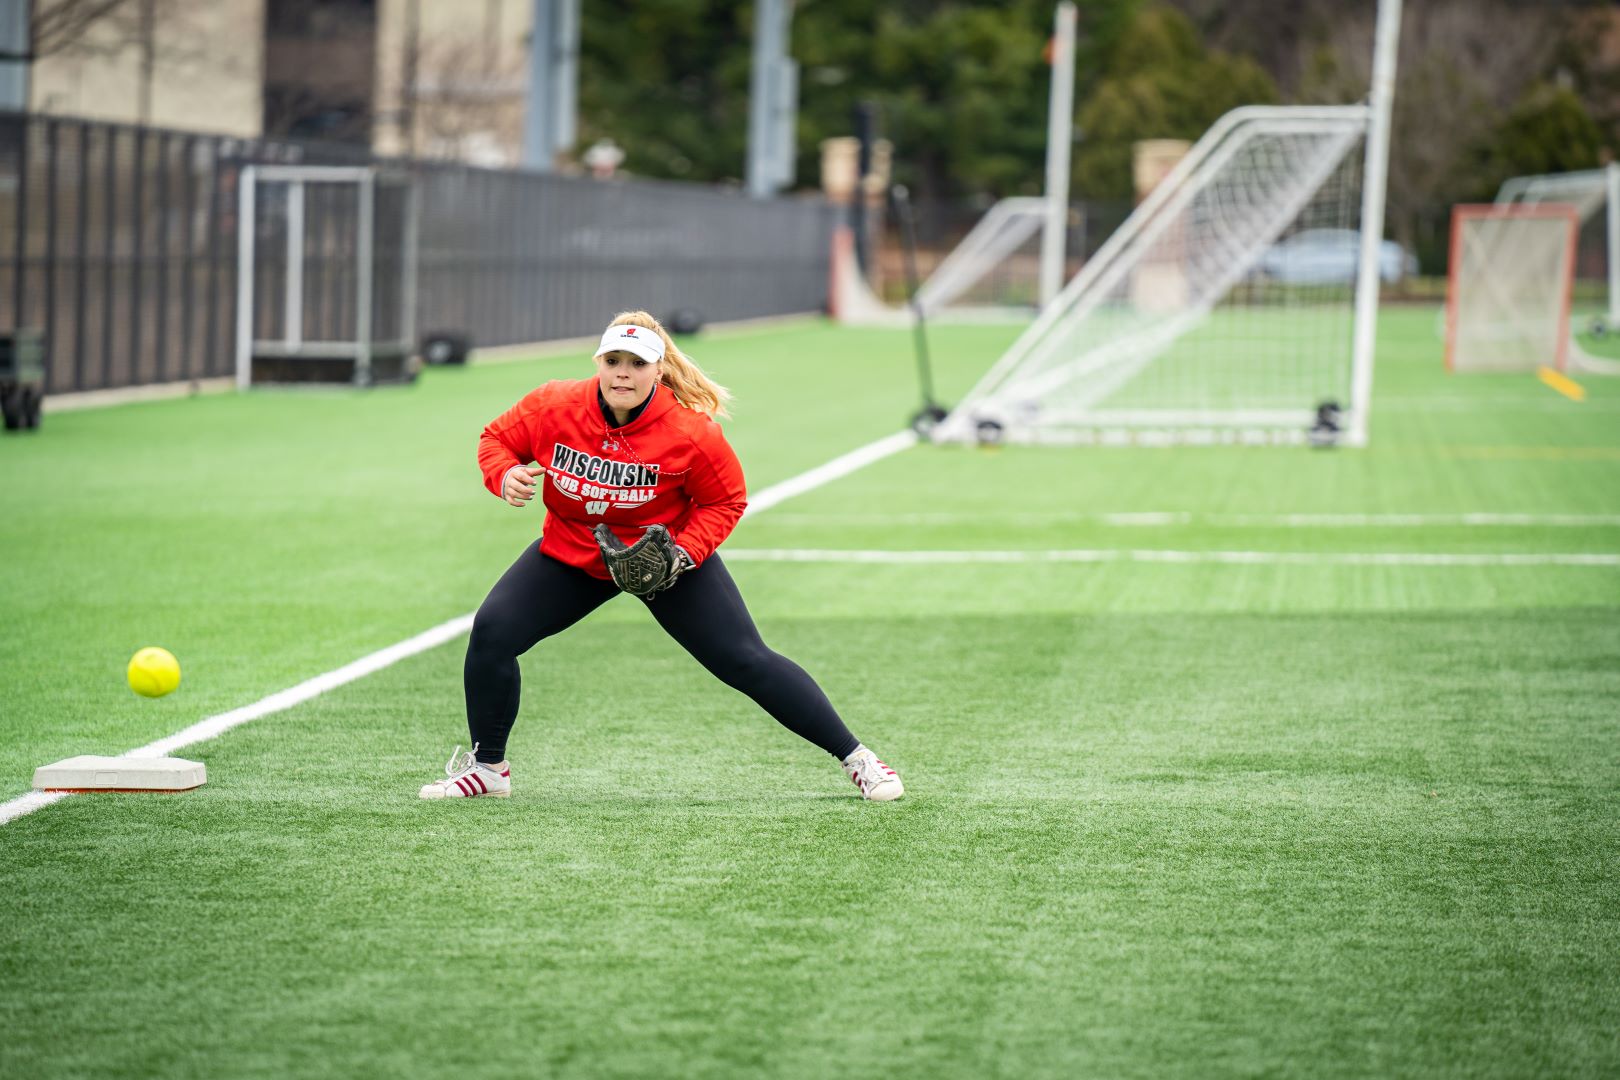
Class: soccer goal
833,3,1079,328
931,106,1377,446
932,1,1399,448
1445,204,1578,374
1496,164,1620,374
831,197,1051,326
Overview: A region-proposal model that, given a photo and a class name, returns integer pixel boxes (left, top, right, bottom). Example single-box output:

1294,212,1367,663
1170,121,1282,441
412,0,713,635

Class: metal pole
355,172,374,385
522,0,556,169
235,165,256,390
75,122,89,392
131,128,144,381
13,113,28,336
1347,0,1401,449
102,129,116,388
553,0,580,159
0,0,28,110
204,139,220,379
894,185,938,414
285,179,304,351
771,54,800,188
401,177,420,354
180,135,196,381
746,0,790,198
1606,161,1619,326
154,132,170,380
43,118,57,391
1040,1,1077,309
851,101,875,276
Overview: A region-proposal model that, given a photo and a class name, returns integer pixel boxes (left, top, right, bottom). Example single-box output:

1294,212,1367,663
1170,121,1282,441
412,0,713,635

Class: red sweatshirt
477,378,747,579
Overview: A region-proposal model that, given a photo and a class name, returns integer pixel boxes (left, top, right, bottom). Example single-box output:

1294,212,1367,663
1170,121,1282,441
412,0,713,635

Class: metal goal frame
235,165,419,388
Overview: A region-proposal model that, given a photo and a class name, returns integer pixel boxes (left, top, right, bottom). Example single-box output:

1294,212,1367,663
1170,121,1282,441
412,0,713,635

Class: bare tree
1296,0,1563,255
409,30,526,165
30,0,129,59
32,0,219,123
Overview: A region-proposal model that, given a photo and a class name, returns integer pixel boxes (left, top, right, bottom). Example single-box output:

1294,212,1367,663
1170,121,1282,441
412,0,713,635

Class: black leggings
463,542,862,763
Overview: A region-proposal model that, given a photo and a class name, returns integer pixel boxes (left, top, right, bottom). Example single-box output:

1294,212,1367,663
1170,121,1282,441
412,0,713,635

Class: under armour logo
602,438,620,451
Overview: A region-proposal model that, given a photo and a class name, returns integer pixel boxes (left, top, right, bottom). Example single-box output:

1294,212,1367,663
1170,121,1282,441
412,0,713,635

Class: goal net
1498,168,1615,317
1496,166,1620,373
931,106,1375,446
1445,204,1577,373
831,197,1049,326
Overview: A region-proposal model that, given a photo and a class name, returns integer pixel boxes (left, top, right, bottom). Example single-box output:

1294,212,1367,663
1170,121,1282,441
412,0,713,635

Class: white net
1446,206,1576,373
934,107,1372,445
1496,167,1620,374
1498,169,1611,313
914,197,1048,316
832,197,1050,326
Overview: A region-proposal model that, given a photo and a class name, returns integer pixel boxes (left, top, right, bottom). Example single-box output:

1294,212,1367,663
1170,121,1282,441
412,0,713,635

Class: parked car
1256,228,1418,285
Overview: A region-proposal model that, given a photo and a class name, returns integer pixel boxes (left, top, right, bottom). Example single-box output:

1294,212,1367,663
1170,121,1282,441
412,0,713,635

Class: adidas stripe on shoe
842,746,903,802
419,744,511,799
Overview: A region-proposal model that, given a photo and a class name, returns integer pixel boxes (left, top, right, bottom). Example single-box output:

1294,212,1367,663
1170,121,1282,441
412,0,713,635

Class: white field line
741,430,917,518
723,548,1620,567
0,429,920,828
0,616,475,826
755,511,1620,528
1377,397,1620,412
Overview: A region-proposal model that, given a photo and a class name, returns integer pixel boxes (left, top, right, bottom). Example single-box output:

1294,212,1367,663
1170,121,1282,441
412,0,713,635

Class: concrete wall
29,0,264,137
373,0,531,167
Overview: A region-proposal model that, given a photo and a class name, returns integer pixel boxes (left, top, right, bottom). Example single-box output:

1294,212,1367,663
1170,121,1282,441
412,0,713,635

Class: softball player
420,310,904,802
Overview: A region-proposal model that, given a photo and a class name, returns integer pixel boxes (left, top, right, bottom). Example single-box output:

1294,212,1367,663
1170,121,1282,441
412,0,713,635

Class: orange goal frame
1445,203,1579,373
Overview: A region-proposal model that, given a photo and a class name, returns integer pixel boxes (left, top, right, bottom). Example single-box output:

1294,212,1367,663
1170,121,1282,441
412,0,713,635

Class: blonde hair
607,310,732,418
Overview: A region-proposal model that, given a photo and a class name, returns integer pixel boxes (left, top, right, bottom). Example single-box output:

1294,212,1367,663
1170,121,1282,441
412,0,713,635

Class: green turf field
2,307,1617,1078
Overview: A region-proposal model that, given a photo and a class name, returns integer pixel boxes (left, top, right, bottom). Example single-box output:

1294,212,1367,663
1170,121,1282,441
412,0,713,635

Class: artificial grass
3,608,1616,1078
1,308,1617,1078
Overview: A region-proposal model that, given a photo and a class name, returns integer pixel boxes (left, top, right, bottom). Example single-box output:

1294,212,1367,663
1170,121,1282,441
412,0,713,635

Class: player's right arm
478,388,548,507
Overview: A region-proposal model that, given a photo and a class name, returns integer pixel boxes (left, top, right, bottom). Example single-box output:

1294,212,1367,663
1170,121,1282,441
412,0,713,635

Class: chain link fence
0,111,835,395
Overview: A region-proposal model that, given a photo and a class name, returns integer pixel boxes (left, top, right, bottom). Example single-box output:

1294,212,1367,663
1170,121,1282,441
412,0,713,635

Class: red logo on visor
624,328,637,336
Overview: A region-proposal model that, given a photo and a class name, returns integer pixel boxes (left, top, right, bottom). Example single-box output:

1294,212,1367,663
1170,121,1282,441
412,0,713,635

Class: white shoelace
443,743,480,781
850,752,891,787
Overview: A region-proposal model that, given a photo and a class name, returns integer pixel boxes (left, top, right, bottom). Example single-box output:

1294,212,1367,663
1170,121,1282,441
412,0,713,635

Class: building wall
29,0,265,138
373,0,531,167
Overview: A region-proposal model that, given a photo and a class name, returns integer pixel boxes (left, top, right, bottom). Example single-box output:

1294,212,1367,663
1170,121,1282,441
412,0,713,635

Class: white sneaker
419,744,511,799
843,747,904,802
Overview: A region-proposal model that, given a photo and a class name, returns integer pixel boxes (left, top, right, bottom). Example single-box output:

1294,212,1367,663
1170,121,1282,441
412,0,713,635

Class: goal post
830,197,1051,325
1445,204,1578,374
932,0,1400,448
1496,163,1620,328
831,1,1079,327
931,106,1375,445
235,165,419,388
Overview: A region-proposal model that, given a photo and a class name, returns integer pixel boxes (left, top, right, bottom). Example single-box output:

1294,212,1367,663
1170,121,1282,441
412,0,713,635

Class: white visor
594,325,665,364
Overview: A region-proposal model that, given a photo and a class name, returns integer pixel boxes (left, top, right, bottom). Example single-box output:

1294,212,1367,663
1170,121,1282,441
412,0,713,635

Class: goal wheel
909,405,948,437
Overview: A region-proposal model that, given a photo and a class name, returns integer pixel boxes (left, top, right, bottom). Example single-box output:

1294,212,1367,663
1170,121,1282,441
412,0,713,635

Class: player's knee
467,608,525,660
713,644,776,689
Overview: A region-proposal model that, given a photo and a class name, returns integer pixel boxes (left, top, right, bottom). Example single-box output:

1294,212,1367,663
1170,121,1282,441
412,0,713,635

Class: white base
33,755,207,792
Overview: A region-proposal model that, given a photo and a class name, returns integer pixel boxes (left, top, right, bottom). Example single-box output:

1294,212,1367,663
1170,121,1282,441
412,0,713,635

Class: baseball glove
593,523,692,598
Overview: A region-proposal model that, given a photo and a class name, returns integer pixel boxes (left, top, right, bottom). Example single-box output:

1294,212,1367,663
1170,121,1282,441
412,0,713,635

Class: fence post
43,119,57,391
12,113,28,335
74,122,89,392
180,134,196,381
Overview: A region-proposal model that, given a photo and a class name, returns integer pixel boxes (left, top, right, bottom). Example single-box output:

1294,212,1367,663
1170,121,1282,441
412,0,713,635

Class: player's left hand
593,524,692,597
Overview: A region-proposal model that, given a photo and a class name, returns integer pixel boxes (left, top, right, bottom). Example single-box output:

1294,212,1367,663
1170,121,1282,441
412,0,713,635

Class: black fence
0,111,835,395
